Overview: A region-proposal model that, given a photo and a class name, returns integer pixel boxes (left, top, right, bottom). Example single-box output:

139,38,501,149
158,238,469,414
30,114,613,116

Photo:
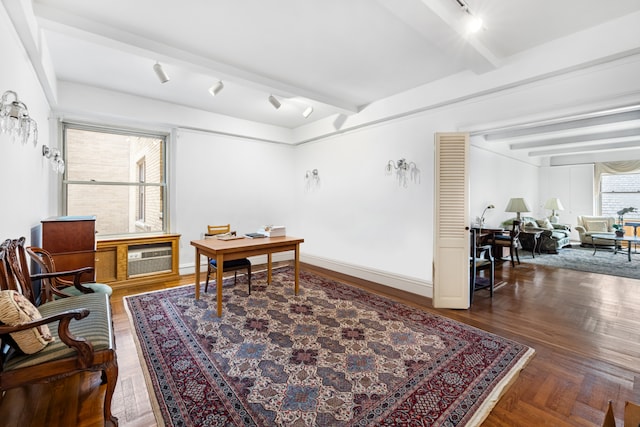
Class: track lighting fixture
153,62,170,83
209,81,224,96
268,95,281,110
302,106,314,118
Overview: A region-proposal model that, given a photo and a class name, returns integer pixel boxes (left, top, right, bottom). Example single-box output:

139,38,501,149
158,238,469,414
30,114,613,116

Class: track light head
153,62,170,83
302,106,313,118
268,95,281,109
209,81,224,96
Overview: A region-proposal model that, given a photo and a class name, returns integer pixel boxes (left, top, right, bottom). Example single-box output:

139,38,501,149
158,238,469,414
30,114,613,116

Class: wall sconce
385,158,419,187
305,169,320,191
0,90,38,146
42,145,65,174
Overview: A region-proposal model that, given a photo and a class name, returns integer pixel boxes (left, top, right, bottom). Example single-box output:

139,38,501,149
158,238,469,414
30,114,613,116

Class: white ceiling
10,0,640,160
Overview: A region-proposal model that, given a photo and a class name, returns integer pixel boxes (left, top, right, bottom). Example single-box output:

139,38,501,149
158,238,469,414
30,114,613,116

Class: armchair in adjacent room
574,216,616,246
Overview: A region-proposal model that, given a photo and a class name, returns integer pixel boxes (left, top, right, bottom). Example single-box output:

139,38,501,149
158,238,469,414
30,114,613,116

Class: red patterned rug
125,267,534,426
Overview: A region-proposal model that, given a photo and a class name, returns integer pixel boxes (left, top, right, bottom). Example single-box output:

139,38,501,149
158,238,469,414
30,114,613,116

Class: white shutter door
433,132,470,309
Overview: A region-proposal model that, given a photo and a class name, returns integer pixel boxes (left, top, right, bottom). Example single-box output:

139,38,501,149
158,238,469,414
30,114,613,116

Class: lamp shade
505,198,531,219
544,197,564,211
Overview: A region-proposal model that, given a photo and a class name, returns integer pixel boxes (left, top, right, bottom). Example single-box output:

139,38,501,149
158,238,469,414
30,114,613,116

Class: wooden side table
520,229,543,258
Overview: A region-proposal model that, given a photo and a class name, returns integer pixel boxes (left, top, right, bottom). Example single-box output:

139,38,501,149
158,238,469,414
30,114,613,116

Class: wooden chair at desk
204,224,252,294
491,220,521,267
470,228,495,303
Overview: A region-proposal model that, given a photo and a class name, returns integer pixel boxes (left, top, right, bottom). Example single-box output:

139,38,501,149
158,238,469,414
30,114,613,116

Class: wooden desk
191,236,304,316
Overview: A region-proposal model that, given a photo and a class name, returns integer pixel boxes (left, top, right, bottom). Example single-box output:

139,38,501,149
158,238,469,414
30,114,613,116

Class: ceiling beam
528,138,640,157
33,4,359,115
378,0,500,74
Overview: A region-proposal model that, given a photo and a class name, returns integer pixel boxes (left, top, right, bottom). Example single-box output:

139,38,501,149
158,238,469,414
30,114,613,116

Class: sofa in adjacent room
501,216,572,254
574,215,617,246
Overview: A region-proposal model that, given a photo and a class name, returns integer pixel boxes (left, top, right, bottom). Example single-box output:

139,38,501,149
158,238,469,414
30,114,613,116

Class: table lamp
479,204,495,231
505,197,531,221
544,197,564,223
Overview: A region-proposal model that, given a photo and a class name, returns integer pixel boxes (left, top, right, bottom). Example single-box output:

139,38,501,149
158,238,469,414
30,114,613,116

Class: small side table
520,229,543,258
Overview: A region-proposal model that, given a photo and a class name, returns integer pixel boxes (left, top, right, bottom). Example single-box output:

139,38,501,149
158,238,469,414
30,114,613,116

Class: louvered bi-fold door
433,132,470,309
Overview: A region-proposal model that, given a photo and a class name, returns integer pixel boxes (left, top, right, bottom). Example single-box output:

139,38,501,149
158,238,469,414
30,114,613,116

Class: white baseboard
301,254,433,298
180,252,433,299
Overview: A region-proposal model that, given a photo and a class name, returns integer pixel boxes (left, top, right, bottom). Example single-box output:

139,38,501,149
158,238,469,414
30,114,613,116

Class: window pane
66,184,164,235
63,124,166,236
600,174,640,218
66,129,163,183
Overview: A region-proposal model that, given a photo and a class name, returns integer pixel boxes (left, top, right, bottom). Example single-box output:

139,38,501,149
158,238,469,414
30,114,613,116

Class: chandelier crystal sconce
42,145,65,174
386,158,419,187
305,168,320,190
0,90,38,146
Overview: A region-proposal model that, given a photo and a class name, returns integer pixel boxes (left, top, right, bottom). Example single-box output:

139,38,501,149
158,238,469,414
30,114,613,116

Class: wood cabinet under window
95,234,180,289
41,216,96,283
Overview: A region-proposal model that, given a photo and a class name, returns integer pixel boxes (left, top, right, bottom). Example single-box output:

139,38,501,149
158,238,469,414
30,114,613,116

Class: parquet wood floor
0,258,638,426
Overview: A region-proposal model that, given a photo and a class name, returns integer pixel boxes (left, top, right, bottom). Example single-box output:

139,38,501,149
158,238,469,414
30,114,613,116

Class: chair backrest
510,220,522,240
0,237,38,305
26,246,59,302
207,224,231,235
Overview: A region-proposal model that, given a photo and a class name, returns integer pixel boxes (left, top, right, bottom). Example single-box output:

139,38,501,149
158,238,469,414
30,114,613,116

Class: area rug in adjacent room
520,244,640,280
125,267,534,426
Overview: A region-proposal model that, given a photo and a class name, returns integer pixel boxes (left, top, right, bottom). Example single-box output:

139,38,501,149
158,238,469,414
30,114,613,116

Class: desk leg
195,248,201,300
216,254,224,317
628,244,632,262
294,243,300,295
267,253,272,284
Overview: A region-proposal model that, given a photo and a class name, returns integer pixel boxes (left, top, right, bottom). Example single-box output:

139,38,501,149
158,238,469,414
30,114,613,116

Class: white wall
0,4,55,243
469,146,539,229
293,115,444,296
173,129,295,268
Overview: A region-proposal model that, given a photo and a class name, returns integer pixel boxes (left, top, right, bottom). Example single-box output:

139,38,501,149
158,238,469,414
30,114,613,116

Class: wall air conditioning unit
128,243,172,278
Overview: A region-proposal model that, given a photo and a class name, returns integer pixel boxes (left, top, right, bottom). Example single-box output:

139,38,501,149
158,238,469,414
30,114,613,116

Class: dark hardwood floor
1,257,638,426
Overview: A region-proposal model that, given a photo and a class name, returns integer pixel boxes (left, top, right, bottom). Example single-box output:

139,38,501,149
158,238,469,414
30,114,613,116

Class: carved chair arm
0,308,94,368
31,267,96,300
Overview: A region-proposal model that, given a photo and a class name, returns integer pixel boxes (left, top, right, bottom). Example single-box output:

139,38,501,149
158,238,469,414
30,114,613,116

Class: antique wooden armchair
27,246,112,300
0,237,118,426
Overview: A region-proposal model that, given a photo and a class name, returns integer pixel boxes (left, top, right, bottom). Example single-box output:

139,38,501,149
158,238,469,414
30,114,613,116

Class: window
63,123,167,236
600,173,640,218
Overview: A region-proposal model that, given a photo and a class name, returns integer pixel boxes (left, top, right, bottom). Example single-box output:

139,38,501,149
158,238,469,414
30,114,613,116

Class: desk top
191,235,304,253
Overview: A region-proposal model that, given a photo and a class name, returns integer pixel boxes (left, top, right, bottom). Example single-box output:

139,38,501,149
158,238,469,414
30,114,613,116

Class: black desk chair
204,224,252,294
470,228,495,303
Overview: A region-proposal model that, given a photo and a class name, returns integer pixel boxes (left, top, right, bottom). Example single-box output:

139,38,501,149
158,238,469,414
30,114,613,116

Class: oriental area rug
520,245,640,280
125,267,534,426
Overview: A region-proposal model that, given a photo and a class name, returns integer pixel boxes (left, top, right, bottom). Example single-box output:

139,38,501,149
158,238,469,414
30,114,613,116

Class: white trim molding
301,254,433,298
